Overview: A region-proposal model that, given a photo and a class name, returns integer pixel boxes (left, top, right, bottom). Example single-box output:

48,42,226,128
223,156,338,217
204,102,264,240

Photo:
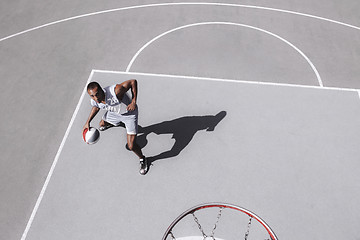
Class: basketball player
82,79,148,175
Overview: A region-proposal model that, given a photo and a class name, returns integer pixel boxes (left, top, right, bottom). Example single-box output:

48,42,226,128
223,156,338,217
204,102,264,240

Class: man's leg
126,134,144,159
127,134,148,175
99,119,115,131
100,111,126,131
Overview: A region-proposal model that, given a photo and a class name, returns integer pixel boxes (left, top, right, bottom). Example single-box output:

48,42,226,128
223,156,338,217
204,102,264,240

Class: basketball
83,127,100,144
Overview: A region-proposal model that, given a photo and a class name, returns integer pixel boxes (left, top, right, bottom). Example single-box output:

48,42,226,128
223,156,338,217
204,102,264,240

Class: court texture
1,1,360,240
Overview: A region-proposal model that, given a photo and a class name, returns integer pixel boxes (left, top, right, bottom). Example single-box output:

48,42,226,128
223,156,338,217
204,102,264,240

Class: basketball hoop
162,203,278,240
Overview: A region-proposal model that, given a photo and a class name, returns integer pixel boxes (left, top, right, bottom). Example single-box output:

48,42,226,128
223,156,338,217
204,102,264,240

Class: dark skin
83,79,144,159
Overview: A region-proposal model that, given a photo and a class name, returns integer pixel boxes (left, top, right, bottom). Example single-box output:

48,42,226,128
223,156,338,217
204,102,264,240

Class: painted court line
1,2,360,43
95,69,359,95
125,21,323,87
20,70,95,240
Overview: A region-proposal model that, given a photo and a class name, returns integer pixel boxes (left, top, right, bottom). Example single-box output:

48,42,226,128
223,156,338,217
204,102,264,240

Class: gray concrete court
1,1,360,239
26,72,360,240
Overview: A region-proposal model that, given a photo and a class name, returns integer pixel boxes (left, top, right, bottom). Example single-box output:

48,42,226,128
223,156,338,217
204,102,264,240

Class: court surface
1,1,360,240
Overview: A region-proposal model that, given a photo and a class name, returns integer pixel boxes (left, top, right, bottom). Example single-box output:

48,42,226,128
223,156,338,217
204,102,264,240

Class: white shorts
102,108,138,135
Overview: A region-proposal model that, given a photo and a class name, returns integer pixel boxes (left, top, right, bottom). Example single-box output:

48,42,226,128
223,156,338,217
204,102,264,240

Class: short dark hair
87,82,101,91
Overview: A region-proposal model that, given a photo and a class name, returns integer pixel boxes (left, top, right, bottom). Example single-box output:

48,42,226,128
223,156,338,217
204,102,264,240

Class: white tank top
91,84,131,115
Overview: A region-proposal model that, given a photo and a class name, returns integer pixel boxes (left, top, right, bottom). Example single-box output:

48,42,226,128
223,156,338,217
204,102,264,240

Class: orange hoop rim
162,202,278,240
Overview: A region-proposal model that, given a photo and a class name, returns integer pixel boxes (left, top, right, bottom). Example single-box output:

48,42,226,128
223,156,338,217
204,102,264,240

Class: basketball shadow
136,111,227,165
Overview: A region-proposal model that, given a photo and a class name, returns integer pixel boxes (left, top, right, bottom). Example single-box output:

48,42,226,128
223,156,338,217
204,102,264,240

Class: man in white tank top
82,79,148,175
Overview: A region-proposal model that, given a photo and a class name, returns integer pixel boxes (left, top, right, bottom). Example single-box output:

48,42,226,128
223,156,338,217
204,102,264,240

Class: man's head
87,82,105,103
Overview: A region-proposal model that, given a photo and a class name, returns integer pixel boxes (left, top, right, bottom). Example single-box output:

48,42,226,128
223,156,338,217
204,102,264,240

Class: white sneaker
139,157,148,175
99,124,113,131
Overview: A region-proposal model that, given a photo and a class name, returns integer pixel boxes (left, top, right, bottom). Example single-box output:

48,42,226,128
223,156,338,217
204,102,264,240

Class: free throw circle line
125,21,323,87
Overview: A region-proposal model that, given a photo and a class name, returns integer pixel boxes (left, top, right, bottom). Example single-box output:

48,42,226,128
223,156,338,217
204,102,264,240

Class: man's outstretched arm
115,79,138,111
83,106,100,133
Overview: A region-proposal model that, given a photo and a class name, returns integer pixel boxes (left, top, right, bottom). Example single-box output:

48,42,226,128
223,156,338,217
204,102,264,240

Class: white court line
125,21,323,87
94,69,359,95
1,2,360,43
20,70,95,240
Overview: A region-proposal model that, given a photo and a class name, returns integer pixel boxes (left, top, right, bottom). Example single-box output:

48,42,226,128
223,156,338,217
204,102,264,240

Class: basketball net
162,203,277,240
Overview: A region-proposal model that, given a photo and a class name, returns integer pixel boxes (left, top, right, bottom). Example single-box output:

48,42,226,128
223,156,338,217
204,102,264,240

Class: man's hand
82,122,90,134
127,101,137,111
83,106,99,135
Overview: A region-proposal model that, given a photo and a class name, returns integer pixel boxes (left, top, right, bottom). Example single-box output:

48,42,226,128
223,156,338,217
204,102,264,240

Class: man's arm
83,106,100,132
115,79,138,111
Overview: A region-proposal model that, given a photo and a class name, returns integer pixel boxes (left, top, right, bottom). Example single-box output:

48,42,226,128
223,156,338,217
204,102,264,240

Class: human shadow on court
135,111,226,164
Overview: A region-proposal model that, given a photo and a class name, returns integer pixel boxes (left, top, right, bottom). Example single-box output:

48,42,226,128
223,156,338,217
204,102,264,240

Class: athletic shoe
139,157,148,175
99,124,113,131
99,122,125,131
